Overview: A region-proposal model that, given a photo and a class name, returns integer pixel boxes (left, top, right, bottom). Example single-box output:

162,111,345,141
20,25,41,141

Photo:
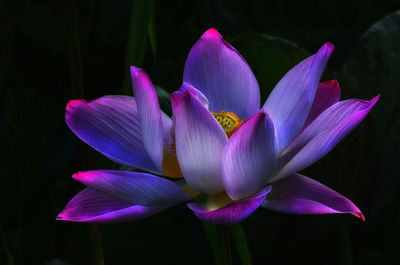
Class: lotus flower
57,28,379,225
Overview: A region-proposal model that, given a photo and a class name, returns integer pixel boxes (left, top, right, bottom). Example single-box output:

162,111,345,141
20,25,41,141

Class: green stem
88,224,105,265
231,223,253,265
217,225,232,265
202,222,222,265
224,226,233,265
202,222,233,265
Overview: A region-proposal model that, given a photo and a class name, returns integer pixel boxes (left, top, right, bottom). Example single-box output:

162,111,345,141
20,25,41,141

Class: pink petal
171,83,228,194
188,187,271,225
72,170,192,206
221,109,278,200
262,173,364,220
303,80,341,127
65,96,158,172
131,67,164,171
264,43,334,150
183,28,260,119
57,188,169,224
274,95,379,181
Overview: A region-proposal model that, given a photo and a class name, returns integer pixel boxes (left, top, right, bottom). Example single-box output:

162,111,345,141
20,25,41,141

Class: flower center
212,111,243,138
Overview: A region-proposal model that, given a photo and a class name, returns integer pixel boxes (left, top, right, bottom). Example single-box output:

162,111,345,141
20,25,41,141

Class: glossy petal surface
171,83,228,194
264,43,334,150
131,67,164,171
187,187,271,225
274,95,379,181
57,188,168,224
183,28,260,119
304,80,341,127
65,96,158,172
73,170,192,206
262,174,364,219
221,109,278,200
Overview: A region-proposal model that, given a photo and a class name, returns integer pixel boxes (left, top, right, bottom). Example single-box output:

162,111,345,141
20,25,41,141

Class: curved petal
57,188,169,224
303,80,341,127
73,170,193,206
65,96,158,173
221,109,278,200
183,28,260,119
262,173,364,220
263,43,334,150
171,83,228,194
131,67,164,171
274,95,379,181
187,187,271,225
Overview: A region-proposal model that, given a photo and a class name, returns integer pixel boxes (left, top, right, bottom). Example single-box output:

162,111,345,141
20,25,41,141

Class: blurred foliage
1,0,399,264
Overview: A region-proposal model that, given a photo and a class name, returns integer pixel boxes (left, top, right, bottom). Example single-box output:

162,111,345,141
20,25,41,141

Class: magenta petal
264,43,334,150
221,109,278,200
171,83,228,194
303,80,341,127
131,67,164,171
187,187,271,225
275,95,379,181
57,188,168,224
262,173,364,220
65,96,158,173
183,28,260,119
73,170,192,206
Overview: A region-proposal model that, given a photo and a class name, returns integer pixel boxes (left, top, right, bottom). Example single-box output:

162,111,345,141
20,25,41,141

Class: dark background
1,0,400,264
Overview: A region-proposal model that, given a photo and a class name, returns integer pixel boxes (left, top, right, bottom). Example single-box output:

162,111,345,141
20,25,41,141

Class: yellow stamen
211,111,244,138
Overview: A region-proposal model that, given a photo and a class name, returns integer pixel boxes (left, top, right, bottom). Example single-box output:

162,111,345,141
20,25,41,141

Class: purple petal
187,187,271,225
65,96,158,173
263,43,334,150
131,67,164,171
73,170,192,206
262,173,364,220
303,80,341,127
274,95,379,181
221,109,278,200
183,28,260,120
171,83,228,194
57,188,168,224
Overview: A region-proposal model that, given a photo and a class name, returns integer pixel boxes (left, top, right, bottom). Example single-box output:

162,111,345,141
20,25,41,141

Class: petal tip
72,171,85,181
201,28,222,40
56,214,64,221
370,94,380,104
66,99,85,113
130,66,145,79
353,211,365,221
171,83,198,104
130,65,140,74
327,79,339,86
322,42,335,54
